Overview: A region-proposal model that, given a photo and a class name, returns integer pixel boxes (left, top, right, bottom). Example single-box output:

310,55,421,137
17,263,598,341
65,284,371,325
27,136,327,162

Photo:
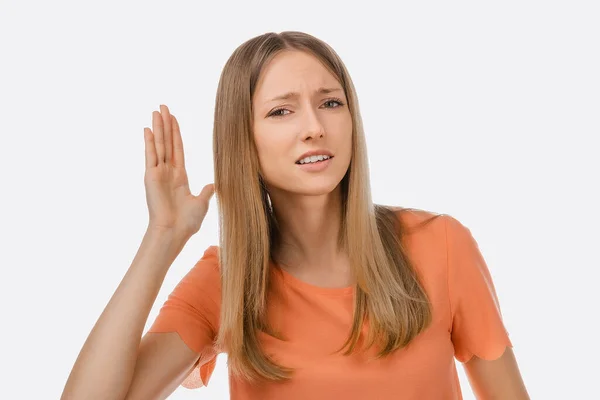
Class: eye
267,98,345,118
268,108,291,118
321,98,345,108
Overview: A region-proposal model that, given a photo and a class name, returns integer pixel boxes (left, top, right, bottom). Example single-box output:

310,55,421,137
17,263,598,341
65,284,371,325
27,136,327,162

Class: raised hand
143,105,214,239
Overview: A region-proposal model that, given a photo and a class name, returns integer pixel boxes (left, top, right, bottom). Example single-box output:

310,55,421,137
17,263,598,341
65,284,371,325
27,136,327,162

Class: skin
252,49,354,286
252,49,530,398
465,347,530,399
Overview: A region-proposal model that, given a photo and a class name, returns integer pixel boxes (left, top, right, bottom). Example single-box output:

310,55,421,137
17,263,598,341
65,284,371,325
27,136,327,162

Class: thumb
198,183,215,202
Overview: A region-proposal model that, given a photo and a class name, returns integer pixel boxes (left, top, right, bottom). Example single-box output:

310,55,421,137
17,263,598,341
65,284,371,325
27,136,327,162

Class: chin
297,185,338,197
273,177,343,197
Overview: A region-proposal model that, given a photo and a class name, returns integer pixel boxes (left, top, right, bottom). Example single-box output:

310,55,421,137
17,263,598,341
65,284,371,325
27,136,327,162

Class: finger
198,183,216,203
171,115,186,168
152,111,165,163
144,128,158,168
160,104,174,164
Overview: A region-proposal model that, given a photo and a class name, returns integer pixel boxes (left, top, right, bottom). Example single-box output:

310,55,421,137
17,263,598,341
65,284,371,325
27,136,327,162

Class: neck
268,185,345,272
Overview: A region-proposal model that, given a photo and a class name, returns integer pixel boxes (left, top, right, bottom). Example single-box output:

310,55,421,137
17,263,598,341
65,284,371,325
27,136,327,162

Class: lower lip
296,157,333,172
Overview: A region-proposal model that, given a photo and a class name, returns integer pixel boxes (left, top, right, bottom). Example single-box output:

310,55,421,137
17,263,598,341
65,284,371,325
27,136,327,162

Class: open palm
143,105,214,239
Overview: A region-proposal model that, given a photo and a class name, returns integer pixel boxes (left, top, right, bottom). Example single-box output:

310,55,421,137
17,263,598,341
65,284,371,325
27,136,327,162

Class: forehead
253,50,341,102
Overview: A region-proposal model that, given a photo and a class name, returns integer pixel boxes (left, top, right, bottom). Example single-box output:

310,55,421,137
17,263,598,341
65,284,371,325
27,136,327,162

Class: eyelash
268,98,345,118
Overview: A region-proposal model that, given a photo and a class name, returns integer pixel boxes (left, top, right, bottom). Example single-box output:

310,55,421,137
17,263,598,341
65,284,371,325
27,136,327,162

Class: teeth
298,155,331,164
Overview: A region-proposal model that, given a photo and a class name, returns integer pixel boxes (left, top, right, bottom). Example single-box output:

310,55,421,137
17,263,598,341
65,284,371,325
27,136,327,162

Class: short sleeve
147,245,221,388
445,215,513,363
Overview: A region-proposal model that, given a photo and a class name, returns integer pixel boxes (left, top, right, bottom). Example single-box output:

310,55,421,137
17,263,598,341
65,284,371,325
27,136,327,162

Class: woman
61,31,529,399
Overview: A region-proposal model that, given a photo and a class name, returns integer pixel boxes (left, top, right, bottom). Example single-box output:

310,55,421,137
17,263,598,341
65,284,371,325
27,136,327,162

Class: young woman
61,31,529,399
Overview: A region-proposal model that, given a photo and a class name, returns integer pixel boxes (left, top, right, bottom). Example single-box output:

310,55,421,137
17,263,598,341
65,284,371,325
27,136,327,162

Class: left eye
322,100,342,108
269,109,290,117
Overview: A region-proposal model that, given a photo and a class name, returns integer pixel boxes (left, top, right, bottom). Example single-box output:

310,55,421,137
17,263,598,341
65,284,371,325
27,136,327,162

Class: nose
299,107,325,141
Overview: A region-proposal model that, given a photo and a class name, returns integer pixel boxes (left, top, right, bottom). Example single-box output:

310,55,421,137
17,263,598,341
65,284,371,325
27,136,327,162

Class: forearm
61,228,187,400
465,348,530,400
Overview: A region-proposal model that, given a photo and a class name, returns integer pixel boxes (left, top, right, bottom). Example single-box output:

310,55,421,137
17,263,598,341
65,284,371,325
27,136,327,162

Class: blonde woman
61,31,529,399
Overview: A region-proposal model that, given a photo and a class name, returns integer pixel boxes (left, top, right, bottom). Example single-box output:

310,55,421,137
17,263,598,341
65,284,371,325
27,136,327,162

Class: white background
1,1,598,398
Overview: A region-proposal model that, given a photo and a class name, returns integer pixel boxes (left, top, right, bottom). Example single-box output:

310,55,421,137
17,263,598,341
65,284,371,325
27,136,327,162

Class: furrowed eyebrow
266,87,343,103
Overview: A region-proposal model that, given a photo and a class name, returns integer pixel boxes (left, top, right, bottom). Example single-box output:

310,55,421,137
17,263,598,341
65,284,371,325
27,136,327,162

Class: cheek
326,116,353,153
253,125,293,175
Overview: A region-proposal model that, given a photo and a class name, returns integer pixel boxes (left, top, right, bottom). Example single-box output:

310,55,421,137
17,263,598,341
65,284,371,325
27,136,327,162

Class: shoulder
384,206,459,279
173,245,222,308
380,205,448,263
200,245,220,261
382,205,447,237
384,205,472,240
375,207,456,310
187,245,221,277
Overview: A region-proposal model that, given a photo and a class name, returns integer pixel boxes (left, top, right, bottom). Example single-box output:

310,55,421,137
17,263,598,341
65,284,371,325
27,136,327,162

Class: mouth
295,155,334,165
294,155,334,173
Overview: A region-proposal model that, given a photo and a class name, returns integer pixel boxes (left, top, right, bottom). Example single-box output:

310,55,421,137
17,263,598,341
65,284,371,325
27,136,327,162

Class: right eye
268,108,291,118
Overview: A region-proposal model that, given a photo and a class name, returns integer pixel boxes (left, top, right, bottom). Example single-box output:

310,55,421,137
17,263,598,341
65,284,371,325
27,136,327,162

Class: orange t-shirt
148,210,512,399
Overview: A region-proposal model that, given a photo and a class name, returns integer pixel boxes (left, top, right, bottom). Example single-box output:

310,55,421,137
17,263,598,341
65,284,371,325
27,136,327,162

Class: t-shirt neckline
270,260,355,297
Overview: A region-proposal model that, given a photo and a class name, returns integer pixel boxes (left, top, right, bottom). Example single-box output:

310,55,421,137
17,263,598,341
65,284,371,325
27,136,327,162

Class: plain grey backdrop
1,0,598,398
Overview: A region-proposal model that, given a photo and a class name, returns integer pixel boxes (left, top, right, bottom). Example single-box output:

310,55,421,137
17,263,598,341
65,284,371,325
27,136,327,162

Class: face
252,50,352,197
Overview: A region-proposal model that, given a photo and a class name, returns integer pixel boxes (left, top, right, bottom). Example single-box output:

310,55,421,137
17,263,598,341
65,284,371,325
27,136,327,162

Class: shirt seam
274,266,354,298
444,215,454,332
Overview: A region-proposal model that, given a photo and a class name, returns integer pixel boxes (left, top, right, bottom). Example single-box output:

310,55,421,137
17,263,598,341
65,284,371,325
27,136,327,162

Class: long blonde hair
213,31,441,383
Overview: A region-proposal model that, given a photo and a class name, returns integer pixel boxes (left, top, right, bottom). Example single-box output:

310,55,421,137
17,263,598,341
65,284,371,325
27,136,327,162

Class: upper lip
295,149,334,163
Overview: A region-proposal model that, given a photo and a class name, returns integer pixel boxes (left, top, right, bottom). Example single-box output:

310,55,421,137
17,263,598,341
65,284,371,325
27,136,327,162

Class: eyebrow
266,87,344,103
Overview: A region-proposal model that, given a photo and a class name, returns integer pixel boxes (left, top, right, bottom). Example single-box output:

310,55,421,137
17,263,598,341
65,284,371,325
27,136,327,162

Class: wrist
145,225,189,242
143,227,188,258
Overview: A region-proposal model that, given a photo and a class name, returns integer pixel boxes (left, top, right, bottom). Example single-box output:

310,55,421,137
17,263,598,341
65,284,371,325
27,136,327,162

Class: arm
60,228,198,400
123,331,201,400
61,105,215,399
444,215,529,399
464,347,530,399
